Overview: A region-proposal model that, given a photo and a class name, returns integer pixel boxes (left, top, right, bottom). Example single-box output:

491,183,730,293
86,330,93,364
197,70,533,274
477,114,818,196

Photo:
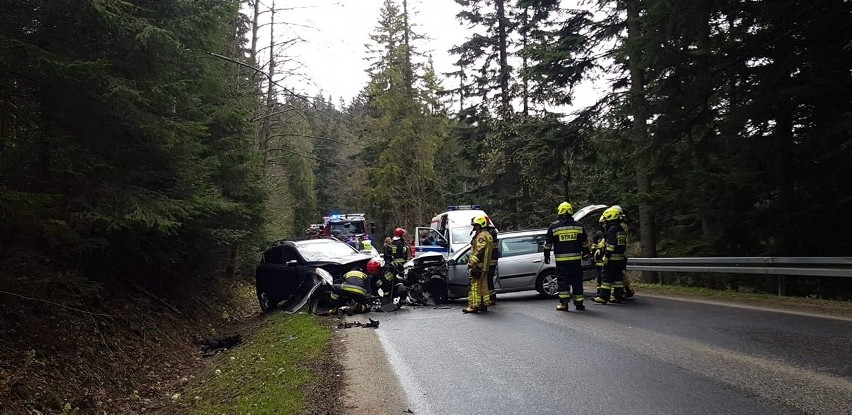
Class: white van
414,205,492,258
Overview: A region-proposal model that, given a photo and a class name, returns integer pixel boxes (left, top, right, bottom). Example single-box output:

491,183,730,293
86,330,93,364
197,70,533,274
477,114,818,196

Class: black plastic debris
196,334,243,357
337,318,380,329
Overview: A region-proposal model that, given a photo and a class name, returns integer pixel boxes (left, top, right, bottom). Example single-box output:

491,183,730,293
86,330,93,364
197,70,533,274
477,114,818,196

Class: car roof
497,229,547,238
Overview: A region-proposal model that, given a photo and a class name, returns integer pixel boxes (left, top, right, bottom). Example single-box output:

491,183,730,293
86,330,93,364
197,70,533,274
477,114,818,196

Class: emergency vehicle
322,213,376,251
413,205,492,258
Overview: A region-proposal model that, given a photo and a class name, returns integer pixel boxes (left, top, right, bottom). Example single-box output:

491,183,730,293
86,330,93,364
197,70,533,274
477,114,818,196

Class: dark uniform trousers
557,261,584,305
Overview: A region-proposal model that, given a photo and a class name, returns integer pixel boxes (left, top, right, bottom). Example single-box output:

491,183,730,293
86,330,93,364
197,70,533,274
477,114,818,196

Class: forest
1,0,851,303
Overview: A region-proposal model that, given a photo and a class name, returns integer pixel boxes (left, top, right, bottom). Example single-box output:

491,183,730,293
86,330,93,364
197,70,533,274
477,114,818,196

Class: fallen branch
121,279,183,315
0,290,112,317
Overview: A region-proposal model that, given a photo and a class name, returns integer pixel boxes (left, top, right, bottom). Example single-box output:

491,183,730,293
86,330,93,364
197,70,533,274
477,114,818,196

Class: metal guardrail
626,257,852,295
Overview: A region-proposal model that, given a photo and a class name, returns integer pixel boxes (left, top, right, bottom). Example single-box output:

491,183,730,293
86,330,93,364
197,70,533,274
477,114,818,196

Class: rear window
500,236,540,258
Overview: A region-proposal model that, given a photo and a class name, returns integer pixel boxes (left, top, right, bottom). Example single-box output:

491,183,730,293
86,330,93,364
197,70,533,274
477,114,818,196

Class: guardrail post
777,275,786,296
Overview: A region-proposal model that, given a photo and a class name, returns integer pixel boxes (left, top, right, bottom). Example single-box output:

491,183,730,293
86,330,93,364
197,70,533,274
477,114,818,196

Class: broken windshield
329,221,366,236
295,239,361,262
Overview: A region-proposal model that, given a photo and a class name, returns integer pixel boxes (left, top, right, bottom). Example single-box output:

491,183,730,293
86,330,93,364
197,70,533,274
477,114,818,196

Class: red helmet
366,258,382,276
394,227,406,238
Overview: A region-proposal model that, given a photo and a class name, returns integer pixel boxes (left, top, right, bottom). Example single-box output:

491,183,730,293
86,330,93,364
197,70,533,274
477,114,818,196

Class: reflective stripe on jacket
544,217,589,262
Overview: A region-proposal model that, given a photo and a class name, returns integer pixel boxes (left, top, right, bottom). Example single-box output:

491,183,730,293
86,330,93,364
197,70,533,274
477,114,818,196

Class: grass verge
186,313,332,414
632,282,852,318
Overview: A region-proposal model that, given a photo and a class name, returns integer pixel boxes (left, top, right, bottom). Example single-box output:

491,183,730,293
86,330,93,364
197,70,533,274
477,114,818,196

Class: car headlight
315,268,333,285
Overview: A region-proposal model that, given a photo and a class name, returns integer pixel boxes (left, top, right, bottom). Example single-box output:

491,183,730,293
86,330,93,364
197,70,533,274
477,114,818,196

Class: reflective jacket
604,222,627,262
592,230,606,267
341,270,370,297
487,226,499,269
543,217,589,262
468,229,493,270
385,237,409,265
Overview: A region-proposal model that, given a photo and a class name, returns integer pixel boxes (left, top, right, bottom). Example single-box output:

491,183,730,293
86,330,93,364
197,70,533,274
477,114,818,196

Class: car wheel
257,286,274,312
536,271,559,297
429,277,449,305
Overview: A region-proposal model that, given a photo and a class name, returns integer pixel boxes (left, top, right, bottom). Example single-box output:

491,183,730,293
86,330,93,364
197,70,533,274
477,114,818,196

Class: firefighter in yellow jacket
463,215,494,314
594,206,628,304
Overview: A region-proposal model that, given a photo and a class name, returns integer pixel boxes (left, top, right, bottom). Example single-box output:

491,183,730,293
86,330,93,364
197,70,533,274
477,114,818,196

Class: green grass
188,313,331,414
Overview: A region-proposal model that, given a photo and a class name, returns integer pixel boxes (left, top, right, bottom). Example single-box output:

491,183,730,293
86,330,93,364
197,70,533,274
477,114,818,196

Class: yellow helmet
601,206,623,222
471,215,488,228
557,202,574,216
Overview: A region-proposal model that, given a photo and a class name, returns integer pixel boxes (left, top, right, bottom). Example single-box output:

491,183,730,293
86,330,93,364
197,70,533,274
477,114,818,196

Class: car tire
536,271,559,297
257,285,275,313
429,277,449,305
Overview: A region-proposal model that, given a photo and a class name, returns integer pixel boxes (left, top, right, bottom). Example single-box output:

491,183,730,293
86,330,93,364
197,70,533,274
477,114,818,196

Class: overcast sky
267,0,466,104
266,0,602,110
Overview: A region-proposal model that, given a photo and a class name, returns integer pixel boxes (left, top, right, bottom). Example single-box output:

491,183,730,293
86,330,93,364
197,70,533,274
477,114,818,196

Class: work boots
574,302,586,311
592,296,608,304
463,306,478,314
556,302,569,311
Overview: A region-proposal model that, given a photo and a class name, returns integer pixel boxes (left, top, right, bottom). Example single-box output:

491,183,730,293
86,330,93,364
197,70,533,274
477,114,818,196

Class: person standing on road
592,215,607,298
381,228,409,304
594,206,628,304
543,202,590,312
486,219,499,306
463,215,494,314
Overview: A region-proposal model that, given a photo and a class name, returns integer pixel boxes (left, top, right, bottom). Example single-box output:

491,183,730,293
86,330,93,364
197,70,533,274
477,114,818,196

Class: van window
500,236,539,258
450,226,474,244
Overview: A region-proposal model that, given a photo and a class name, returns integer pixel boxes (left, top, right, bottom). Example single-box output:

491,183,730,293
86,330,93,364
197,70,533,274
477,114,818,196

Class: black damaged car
255,238,374,312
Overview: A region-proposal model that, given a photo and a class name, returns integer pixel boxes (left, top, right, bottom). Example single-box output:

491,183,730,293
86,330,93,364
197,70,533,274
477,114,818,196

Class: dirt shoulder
336,315,409,415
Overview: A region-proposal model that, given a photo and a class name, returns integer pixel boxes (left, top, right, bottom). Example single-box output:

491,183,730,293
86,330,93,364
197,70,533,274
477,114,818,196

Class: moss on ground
188,313,331,414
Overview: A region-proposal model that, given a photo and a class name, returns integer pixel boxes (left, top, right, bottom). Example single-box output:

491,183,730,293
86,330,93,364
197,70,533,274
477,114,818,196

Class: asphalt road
374,293,852,415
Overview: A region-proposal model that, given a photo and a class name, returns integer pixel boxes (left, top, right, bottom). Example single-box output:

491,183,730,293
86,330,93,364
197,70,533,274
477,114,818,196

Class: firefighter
593,206,627,304
543,202,590,311
614,207,636,299
328,266,371,315
486,219,499,306
592,215,607,298
380,228,409,305
463,215,494,314
367,257,408,308
385,228,409,267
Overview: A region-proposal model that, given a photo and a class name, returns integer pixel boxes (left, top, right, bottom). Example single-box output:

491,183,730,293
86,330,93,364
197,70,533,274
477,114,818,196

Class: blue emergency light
447,205,481,211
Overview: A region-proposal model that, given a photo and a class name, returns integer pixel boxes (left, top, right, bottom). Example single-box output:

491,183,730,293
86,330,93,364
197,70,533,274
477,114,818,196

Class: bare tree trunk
626,0,657,281
402,0,414,99
249,0,262,89
521,6,530,117
458,62,465,112
260,1,277,169
495,0,511,116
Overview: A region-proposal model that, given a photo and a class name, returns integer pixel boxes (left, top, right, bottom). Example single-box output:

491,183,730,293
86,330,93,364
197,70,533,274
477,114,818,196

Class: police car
413,205,494,258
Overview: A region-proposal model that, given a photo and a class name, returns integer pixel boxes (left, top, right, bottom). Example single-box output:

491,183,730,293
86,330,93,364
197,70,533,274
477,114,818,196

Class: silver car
445,210,606,299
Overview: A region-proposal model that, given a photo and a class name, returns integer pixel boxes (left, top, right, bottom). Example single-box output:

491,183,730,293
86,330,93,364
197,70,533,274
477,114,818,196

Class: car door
258,245,305,301
414,227,450,257
496,235,545,290
277,245,310,300
446,247,472,298
257,246,286,299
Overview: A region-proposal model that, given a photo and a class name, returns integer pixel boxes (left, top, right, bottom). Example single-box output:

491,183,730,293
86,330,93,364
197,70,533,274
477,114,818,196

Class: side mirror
286,259,298,267
446,259,456,266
